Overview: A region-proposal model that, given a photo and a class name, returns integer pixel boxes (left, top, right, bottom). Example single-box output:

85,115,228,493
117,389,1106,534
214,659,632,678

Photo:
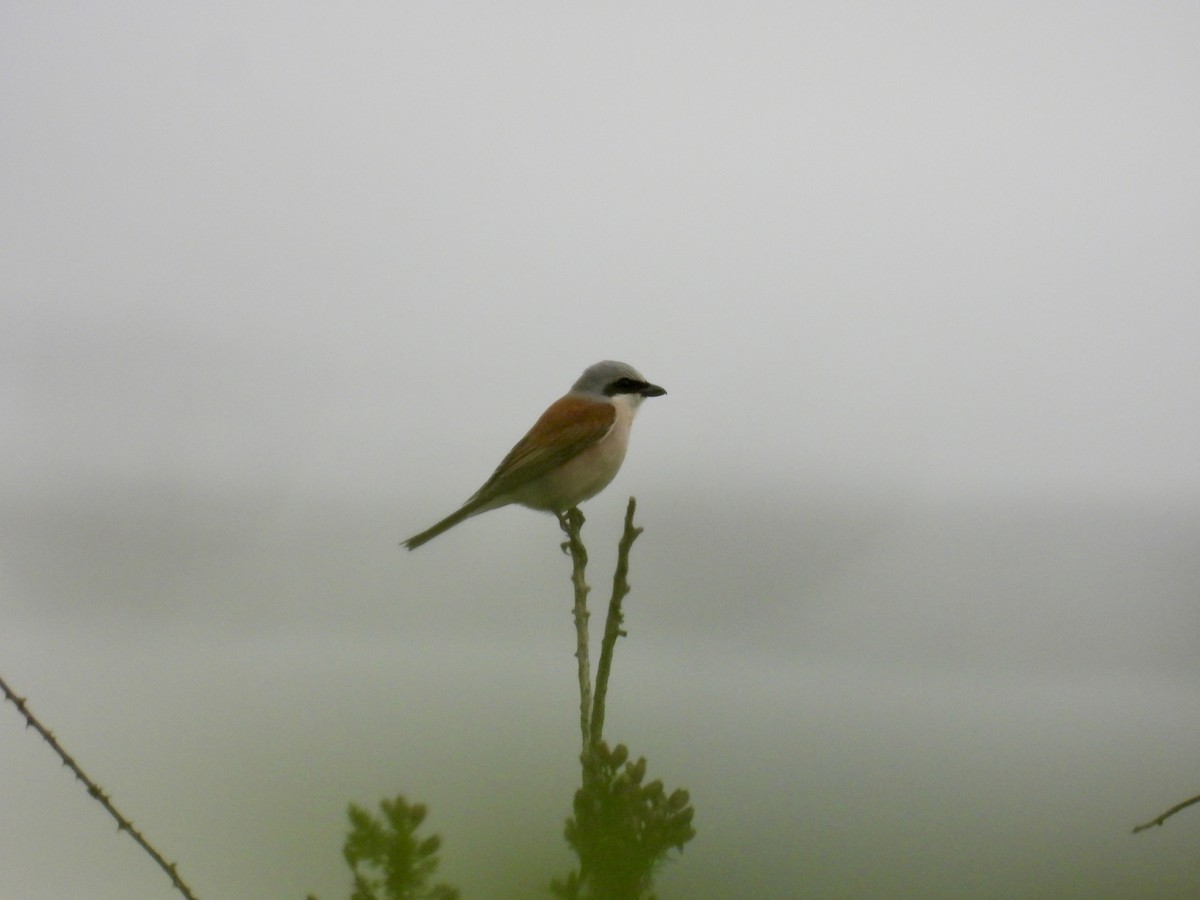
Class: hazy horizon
4,2,1200,897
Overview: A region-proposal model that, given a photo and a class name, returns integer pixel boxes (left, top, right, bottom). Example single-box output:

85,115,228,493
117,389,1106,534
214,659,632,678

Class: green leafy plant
321,795,459,900
553,741,695,900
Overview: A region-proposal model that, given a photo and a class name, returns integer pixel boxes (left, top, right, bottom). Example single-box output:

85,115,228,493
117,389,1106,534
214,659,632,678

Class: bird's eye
604,377,641,396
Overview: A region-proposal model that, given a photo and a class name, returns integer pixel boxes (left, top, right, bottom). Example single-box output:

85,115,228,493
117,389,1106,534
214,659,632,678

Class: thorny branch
1133,792,1200,834
558,506,593,753
0,671,199,900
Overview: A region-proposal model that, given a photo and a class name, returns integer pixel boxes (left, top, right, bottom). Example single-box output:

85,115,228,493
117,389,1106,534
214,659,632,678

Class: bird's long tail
402,502,484,550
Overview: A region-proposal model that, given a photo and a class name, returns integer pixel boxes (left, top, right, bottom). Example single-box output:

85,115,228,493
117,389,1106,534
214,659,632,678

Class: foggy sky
3,3,1200,898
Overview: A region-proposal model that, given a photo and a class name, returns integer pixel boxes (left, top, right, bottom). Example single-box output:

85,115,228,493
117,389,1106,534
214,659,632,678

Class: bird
403,360,666,549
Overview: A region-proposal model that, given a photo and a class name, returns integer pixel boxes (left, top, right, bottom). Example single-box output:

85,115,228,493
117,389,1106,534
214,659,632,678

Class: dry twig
590,497,643,746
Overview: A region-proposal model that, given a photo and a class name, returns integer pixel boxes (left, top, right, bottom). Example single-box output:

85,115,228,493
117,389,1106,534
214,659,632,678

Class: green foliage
337,795,459,900
552,742,696,900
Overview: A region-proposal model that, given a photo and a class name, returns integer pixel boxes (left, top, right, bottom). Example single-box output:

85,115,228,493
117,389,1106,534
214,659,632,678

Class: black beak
640,382,667,398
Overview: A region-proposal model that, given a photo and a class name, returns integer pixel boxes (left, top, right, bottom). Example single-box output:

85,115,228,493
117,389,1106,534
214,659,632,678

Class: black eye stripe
603,377,646,397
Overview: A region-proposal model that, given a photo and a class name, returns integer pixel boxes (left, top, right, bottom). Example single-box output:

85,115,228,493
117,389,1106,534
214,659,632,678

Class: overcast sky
3,3,1200,898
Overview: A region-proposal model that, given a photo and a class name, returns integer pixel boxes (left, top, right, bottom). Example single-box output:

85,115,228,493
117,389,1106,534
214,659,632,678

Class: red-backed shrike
403,360,666,549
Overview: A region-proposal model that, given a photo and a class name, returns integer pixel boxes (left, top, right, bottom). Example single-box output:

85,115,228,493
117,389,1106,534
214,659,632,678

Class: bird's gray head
570,360,667,404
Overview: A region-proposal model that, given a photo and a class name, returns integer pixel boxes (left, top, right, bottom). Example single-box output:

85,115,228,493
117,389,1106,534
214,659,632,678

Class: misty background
3,3,1199,898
